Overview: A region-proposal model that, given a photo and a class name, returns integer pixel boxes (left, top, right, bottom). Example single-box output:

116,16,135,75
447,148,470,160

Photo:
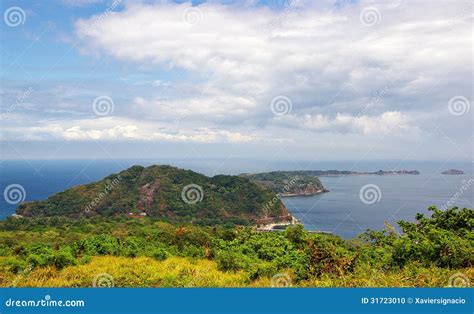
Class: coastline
279,188,329,197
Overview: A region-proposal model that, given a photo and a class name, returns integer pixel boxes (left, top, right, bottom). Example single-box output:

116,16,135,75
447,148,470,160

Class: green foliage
248,261,278,280
216,251,249,272
241,171,325,195
304,236,357,278
362,206,474,268
0,206,472,287
16,165,287,226
149,247,169,261
79,255,92,265
26,244,55,267
285,224,305,246
53,247,76,269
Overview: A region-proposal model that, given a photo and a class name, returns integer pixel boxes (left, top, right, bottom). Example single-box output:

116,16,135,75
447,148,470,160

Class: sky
0,0,472,161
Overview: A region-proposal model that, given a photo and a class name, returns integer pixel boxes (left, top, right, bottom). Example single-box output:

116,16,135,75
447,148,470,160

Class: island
283,169,420,176
442,169,464,175
1,164,472,289
16,165,292,225
371,169,420,175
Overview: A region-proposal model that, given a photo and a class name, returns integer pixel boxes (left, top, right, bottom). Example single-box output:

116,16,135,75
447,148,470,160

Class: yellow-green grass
299,263,474,287
1,256,471,288
1,256,249,288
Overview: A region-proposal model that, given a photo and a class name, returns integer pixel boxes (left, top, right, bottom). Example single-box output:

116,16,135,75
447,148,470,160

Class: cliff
240,171,328,197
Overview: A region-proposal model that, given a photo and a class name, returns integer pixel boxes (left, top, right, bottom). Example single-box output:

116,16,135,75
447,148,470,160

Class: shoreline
280,189,329,197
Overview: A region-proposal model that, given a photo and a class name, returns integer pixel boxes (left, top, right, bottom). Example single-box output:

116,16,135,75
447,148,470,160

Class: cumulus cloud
62,124,254,143
74,1,471,121
2,0,471,159
0,117,255,143
274,111,419,135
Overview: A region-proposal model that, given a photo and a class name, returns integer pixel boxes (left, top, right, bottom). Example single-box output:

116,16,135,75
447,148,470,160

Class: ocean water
0,159,472,238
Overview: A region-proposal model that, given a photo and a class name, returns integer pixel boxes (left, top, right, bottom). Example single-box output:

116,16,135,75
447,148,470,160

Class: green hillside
241,171,328,196
16,165,289,225
0,206,472,287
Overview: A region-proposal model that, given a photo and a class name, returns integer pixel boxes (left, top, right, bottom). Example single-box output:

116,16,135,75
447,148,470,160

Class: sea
0,159,472,239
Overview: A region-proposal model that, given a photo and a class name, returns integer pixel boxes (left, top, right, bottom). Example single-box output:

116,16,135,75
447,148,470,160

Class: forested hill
240,171,328,196
16,165,289,225
240,169,419,196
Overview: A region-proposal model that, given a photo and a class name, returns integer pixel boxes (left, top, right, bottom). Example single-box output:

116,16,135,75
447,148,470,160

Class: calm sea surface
0,159,472,238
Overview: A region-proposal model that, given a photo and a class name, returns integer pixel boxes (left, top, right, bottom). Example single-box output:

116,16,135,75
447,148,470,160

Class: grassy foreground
2,256,473,288
0,206,472,287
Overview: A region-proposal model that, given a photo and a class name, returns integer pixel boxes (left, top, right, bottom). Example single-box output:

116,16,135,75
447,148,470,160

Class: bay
0,159,472,238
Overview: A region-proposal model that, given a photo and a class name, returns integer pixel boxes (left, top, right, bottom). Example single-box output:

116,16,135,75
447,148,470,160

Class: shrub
26,244,55,267
285,224,305,245
54,248,76,269
150,248,169,261
79,255,92,265
216,251,248,272
249,261,277,280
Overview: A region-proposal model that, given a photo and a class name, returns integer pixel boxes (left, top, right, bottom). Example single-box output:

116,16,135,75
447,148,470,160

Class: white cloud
74,1,470,122
0,116,255,143
272,111,419,136
2,0,471,159
152,80,170,87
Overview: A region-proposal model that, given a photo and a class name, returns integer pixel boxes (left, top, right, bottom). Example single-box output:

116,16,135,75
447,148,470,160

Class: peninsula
441,169,464,175
16,165,291,225
240,171,328,197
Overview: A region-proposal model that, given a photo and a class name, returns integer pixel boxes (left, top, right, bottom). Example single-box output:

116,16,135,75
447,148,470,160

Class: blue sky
1,0,294,81
0,0,472,161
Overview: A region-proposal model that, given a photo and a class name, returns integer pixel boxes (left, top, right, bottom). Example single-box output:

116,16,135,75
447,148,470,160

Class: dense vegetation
240,171,327,196
0,206,472,287
16,165,288,225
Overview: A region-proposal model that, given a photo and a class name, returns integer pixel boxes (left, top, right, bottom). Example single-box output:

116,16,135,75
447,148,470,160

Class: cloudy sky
0,0,472,161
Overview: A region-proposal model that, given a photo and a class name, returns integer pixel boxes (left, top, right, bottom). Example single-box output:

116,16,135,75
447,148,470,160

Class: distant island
278,169,420,176
355,169,420,175
240,169,419,197
442,169,464,175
